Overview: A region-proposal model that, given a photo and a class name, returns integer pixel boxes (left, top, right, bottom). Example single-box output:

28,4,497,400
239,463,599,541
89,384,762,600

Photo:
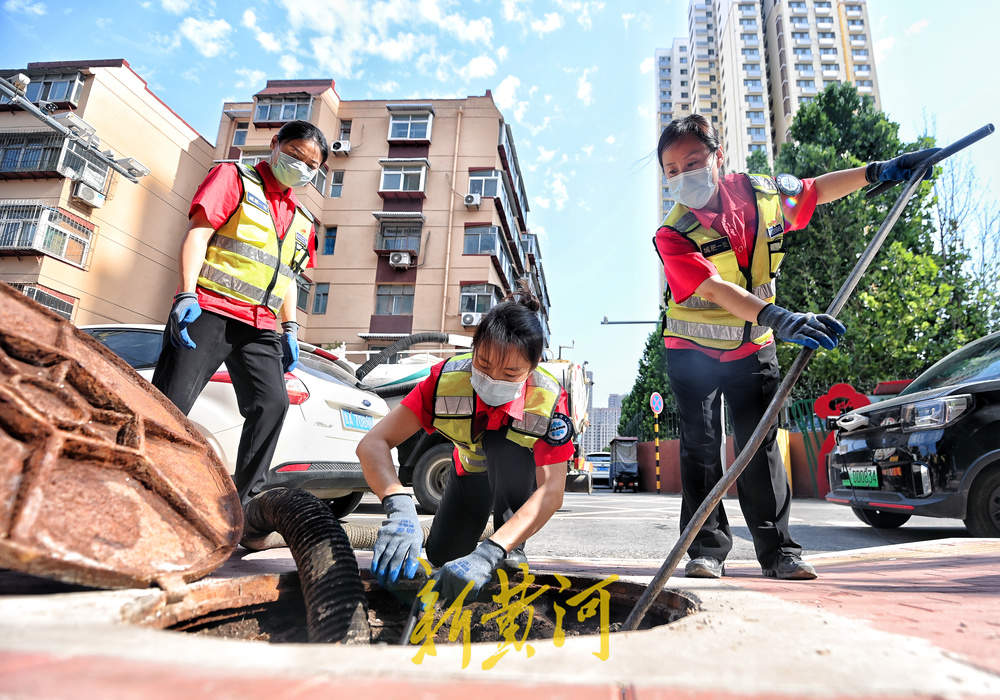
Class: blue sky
2,0,997,406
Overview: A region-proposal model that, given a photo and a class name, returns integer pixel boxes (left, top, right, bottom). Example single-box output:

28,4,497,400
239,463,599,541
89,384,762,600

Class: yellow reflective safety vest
659,174,787,350
197,163,313,316
430,353,561,474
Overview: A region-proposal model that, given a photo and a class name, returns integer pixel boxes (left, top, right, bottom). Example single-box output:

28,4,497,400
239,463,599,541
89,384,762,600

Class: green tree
767,81,997,396
618,328,678,440
746,149,771,176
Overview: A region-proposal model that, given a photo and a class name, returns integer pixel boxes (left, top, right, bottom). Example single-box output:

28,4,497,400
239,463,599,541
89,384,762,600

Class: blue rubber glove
431,539,506,607
280,321,299,373
167,292,201,349
757,303,845,351
867,147,941,184
372,494,423,585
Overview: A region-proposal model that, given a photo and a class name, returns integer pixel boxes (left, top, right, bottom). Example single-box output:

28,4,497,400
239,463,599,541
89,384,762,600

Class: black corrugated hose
354,332,450,381
243,488,370,644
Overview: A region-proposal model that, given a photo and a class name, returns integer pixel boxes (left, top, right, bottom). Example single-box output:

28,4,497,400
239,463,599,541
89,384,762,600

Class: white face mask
271,149,317,188
470,366,525,407
667,164,718,210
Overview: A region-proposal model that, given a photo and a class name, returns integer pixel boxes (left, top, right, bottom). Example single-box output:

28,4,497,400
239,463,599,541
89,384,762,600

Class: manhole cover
0,284,242,589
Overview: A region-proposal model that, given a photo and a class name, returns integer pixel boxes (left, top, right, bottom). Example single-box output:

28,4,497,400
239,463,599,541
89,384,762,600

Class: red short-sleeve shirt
400,361,576,469
654,173,818,361
187,161,317,331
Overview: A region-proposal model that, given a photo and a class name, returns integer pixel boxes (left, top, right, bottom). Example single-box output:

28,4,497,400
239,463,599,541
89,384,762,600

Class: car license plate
845,466,878,488
341,409,374,432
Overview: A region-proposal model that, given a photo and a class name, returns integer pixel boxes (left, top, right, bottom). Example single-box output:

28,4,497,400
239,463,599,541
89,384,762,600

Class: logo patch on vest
245,191,270,214
700,238,733,257
766,222,784,239
543,412,574,446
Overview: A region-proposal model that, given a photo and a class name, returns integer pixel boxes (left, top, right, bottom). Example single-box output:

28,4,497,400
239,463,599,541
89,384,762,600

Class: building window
791,32,810,40
680,92,689,99
296,277,311,312
847,18,864,27
680,80,688,86
463,225,497,255
746,110,766,123
375,285,414,315
323,226,336,255
795,63,814,72
856,79,874,87
232,122,248,147
329,170,344,197
240,152,269,166
743,79,762,88
799,96,815,105
377,222,421,252
0,134,61,174
743,63,760,71
22,73,84,105
339,120,352,141
820,47,838,56
794,47,813,57
819,31,836,39
380,164,426,192
853,49,869,58
822,63,839,72
747,127,766,139
796,79,816,88
388,113,431,140
460,284,501,314
854,63,870,72
312,166,327,194
749,143,766,153
739,18,756,27
741,48,760,58
10,284,74,320
312,282,329,315
740,32,757,41
0,201,93,267
254,97,311,123
468,170,500,197
745,95,764,105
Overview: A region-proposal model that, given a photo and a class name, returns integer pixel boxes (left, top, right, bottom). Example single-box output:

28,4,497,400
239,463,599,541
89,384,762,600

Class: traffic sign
649,392,663,415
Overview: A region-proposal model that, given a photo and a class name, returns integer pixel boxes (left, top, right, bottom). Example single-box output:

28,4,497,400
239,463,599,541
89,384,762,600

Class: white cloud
544,94,552,103
605,135,616,144
95,16,111,28
497,45,509,62
180,17,232,58
181,68,200,84
493,74,529,121
279,55,302,77
501,0,528,24
621,12,635,28
551,173,569,210
874,36,895,62
533,196,551,209
553,0,605,30
537,146,556,162
4,0,45,14
640,57,653,74
235,68,267,89
577,67,596,106
150,30,181,52
581,145,594,157
459,55,497,80
905,19,928,36
160,0,189,13
242,8,281,52
531,12,563,35
371,79,400,93
416,0,493,43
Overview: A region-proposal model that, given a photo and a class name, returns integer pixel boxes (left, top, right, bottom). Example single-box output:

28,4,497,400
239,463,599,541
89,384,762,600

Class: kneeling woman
357,285,575,605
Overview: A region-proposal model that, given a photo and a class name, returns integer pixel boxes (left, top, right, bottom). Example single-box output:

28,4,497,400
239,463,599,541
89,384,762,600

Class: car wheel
413,443,454,514
964,466,1000,538
325,492,364,519
851,506,911,529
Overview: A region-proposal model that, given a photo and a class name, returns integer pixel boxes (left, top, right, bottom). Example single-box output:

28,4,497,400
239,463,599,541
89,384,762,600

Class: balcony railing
0,129,110,191
0,200,93,267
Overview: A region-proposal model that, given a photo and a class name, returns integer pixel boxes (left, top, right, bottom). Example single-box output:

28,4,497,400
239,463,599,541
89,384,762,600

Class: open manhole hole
128,571,698,645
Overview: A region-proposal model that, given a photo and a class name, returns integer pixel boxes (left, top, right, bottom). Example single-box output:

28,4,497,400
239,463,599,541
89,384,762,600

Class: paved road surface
345,486,968,564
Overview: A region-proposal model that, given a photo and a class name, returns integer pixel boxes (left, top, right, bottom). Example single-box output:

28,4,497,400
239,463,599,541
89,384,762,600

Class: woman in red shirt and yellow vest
357,285,575,606
655,115,936,580
152,120,324,504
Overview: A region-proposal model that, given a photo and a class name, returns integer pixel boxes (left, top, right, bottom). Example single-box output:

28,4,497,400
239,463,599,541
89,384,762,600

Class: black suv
826,331,1000,536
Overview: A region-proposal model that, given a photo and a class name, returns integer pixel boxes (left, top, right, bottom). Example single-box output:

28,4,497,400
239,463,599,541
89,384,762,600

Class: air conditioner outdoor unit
464,193,481,209
388,251,412,268
71,181,105,208
331,140,351,155
461,312,484,327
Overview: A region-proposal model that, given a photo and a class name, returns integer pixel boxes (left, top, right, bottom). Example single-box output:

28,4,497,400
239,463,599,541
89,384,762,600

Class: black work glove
866,147,941,184
757,303,845,350
431,538,506,607
372,494,423,585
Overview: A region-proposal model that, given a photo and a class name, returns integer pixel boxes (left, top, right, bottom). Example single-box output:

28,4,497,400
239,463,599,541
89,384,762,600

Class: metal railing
0,199,93,267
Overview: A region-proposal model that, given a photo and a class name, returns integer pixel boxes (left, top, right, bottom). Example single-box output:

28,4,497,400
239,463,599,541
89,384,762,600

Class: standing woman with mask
655,114,936,580
357,284,576,606
152,120,326,503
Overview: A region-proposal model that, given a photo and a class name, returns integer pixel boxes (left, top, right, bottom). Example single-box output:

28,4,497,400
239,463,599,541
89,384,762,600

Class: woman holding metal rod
654,114,936,580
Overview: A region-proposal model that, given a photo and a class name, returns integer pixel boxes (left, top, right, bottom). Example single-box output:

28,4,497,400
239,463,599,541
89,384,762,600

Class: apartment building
655,0,880,188
214,80,550,360
0,59,215,323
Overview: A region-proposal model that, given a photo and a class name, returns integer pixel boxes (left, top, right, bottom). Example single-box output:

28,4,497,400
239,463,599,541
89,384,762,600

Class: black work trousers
424,431,536,566
152,310,289,503
665,344,800,568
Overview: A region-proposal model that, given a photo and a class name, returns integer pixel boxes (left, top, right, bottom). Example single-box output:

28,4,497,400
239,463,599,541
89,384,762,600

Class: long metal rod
623,124,994,632
0,75,141,183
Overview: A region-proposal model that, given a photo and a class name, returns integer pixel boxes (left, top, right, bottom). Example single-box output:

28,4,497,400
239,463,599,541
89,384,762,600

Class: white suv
80,324,395,518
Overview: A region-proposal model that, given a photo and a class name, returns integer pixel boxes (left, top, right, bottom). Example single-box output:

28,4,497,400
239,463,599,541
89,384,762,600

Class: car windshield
901,332,1000,395
297,351,355,388
588,453,611,463
83,328,163,369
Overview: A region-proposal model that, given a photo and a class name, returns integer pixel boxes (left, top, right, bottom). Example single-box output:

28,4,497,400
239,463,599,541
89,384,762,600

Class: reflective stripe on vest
660,175,785,350
430,352,561,473
197,163,313,315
